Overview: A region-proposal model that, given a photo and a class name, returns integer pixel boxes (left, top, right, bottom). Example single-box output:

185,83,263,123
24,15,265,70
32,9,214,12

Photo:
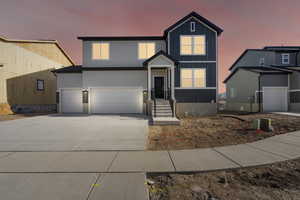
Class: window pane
194,45,205,55
181,69,193,87
138,43,147,59
92,43,101,59
147,43,155,58
182,79,193,87
181,36,192,45
100,43,109,59
181,45,192,55
194,69,206,88
181,69,193,78
194,36,205,44
194,36,205,55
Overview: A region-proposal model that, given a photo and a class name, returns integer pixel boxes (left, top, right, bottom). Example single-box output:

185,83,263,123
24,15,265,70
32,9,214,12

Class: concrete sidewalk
0,173,148,200
0,131,299,200
0,131,299,173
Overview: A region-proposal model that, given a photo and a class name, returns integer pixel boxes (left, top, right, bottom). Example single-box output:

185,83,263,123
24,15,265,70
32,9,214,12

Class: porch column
171,66,175,100
148,66,151,100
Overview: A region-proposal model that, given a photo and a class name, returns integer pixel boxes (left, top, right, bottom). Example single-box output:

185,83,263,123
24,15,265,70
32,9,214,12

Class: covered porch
144,51,176,101
143,51,179,124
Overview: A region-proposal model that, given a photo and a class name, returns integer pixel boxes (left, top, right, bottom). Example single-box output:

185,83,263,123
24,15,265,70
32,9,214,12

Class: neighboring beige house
0,36,74,114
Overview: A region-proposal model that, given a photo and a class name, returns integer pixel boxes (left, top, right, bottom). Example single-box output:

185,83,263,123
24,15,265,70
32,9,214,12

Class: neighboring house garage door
90,88,143,114
263,87,288,112
60,89,83,113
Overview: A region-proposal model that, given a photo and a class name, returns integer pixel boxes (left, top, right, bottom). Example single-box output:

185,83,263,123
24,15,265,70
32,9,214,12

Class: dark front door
154,77,164,99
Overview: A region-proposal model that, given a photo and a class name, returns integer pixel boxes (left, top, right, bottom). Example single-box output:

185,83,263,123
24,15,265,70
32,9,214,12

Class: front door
154,77,164,99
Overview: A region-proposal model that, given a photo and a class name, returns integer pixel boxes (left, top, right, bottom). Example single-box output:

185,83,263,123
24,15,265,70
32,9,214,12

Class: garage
90,87,143,114
60,88,83,113
263,87,288,112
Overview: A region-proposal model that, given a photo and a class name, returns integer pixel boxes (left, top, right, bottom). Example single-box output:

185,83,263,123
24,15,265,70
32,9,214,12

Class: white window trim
281,53,290,64
180,35,206,56
190,22,196,32
180,68,206,88
92,42,110,60
138,42,156,60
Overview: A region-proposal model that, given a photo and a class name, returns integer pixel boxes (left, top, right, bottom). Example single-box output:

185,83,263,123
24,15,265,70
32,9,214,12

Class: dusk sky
1,0,300,93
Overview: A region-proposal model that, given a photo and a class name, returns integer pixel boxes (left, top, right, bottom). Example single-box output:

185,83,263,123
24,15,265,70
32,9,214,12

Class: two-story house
224,46,300,113
53,12,223,120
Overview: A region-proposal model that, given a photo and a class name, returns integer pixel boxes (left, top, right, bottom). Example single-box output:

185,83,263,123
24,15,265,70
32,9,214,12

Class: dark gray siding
275,52,297,66
175,63,216,87
168,18,217,61
175,89,216,103
260,74,288,89
230,50,275,71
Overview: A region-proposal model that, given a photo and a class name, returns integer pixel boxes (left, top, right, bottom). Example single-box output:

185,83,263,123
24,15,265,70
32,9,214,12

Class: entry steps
152,99,180,125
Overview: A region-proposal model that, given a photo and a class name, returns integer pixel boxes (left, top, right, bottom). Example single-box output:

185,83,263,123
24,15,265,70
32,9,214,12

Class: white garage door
263,87,288,112
60,89,83,113
90,88,143,114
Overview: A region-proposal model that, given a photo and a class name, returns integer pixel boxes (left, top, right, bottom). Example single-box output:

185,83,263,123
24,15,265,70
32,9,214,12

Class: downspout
258,74,261,112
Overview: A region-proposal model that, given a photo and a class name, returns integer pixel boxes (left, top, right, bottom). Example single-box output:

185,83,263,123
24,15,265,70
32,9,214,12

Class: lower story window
181,68,206,88
36,79,45,91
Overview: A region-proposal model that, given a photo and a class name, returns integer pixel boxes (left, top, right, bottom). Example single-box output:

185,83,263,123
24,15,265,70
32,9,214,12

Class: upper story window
281,53,290,64
259,58,265,66
36,79,45,91
92,43,110,60
181,68,206,88
138,43,155,59
180,35,206,55
190,22,196,32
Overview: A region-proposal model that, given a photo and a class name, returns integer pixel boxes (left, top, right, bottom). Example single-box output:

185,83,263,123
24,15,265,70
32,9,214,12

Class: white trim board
179,61,216,63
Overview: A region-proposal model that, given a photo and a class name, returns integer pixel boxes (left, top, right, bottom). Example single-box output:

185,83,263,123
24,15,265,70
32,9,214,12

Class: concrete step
152,117,181,125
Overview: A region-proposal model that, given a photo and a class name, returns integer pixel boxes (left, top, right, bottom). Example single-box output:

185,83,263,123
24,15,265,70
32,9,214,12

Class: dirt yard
148,159,300,200
148,113,300,150
0,114,47,122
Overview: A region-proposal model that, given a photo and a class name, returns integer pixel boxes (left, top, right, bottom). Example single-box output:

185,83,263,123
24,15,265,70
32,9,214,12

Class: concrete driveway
0,114,148,151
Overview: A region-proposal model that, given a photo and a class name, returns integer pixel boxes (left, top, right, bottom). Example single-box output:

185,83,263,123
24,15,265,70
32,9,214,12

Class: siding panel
175,89,216,103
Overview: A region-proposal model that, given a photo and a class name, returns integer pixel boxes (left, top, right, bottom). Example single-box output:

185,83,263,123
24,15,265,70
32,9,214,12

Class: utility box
253,118,273,132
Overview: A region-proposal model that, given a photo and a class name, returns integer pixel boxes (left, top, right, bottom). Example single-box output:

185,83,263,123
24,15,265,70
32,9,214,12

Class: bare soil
0,113,48,122
148,159,300,200
148,113,300,150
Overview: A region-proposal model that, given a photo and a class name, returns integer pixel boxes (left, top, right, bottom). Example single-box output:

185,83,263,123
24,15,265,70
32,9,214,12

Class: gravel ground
148,159,300,200
148,113,300,150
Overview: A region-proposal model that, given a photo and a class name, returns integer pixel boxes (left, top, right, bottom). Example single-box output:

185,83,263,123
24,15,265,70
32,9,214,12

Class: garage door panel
90,88,143,114
61,89,83,113
263,87,287,112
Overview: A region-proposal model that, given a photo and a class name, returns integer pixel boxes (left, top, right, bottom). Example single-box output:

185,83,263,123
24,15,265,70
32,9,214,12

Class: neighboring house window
230,88,236,98
190,22,196,32
180,35,206,55
36,79,44,91
92,43,110,60
281,54,290,64
181,68,206,88
259,58,265,66
138,43,155,59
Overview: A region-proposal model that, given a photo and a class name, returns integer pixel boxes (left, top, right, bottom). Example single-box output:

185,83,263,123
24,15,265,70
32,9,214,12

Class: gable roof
163,11,223,37
143,51,178,66
0,35,75,65
228,49,272,71
224,66,292,83
52,65,82,73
